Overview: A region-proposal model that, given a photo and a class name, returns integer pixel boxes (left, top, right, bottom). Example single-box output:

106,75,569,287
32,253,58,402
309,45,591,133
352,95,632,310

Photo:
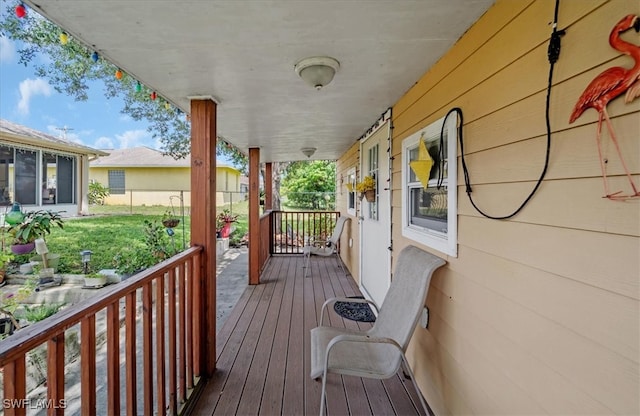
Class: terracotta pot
364,190,376,202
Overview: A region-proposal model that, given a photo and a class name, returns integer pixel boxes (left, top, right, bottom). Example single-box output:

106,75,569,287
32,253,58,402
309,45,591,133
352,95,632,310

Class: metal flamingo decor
569,14,640,199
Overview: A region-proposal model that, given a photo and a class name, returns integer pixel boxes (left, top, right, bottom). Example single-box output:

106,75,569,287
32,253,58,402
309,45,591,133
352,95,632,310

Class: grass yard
11,214,192,274
10,199,251,274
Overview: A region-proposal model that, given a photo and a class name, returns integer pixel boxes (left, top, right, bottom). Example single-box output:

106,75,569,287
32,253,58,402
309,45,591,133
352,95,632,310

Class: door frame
358,109,392,307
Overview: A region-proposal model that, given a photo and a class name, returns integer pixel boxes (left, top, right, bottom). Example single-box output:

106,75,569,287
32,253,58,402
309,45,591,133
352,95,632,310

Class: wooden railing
271,211,340,255
0,246,204,416
258,211,272,271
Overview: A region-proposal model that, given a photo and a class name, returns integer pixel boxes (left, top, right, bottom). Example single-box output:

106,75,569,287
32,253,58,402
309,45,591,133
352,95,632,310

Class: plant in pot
8,210,64,255
355,175,377,202
216,209,238,239
83,272,107,288
161,209,180,229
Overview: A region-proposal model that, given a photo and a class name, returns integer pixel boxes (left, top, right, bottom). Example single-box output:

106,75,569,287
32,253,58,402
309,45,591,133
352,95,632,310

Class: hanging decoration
15,2,26,18
569,14,640,199
150,91,157,100
135,81,142,93
59,32,68,45
164,101,171,110
91,51,99,63
409,133,434,189
115,69,123,80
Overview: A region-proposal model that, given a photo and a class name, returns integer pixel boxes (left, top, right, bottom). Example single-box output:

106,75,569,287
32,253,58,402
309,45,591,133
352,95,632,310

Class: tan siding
387,0,640,414
336,142,361,283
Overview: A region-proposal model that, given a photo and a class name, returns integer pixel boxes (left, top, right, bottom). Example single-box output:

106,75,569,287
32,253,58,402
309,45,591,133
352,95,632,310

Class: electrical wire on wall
454,0,565,220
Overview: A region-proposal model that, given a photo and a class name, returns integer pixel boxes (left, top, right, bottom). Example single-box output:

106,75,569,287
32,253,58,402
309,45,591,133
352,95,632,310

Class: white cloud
0,37,15,63
17,78,52,115
115,129,149,149
94,136,114,149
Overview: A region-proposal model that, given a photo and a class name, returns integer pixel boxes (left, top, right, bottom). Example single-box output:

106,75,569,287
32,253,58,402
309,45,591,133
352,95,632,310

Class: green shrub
21,303,65,323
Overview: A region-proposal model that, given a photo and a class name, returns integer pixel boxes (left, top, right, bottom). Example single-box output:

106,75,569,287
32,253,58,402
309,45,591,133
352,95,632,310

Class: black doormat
333,296,376,322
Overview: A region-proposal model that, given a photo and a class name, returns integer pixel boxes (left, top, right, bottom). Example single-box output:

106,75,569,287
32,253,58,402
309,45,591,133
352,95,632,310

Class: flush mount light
301,147,317,158
294,56,340,90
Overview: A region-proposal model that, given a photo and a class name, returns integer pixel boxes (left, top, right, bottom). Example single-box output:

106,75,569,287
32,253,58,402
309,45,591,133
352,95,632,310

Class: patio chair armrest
319,297,380,326
324,334,403,373
327,333,402,350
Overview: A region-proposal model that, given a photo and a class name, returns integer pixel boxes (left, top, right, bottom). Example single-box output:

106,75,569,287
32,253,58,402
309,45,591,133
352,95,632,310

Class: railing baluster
168,268,178,415
186,260,194,389
156,273,167,416
192,254,202,377
47,334,65,416
142,282,153,415
126,291,137,416
81,316,97,416
0,247,203,416
4,354,26,416
107,302,121,416
178,263,186,403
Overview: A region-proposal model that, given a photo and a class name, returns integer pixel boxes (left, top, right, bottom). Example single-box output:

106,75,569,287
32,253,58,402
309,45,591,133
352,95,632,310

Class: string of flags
14,1,181,119
13,1,246,160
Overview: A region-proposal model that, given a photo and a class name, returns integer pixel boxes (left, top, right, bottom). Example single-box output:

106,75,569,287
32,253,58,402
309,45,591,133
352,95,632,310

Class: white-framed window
346,167,356,216
401,114,458,257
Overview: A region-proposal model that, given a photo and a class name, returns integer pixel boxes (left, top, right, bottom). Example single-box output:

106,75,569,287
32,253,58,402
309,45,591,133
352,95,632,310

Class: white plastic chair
303,216,350,278
310,245,446,415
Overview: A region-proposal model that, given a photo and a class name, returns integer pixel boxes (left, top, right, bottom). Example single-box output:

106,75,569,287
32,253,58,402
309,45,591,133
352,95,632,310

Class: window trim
401,114,458,257
346,167,356,216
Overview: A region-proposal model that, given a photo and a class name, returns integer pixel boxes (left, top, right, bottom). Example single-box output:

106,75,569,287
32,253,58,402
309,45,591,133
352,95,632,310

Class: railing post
81,317,97,416
4,355,26,416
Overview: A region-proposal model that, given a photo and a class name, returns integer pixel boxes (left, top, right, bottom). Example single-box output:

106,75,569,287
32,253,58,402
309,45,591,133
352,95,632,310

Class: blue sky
0,36,160,151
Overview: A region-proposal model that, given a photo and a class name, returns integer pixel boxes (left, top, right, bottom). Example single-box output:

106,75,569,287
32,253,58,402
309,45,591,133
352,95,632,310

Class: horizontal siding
335,141,361,282
388,0,639,414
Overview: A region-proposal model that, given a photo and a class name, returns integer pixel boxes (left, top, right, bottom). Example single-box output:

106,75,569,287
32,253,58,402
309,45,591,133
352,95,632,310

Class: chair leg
304,251,311,278
319,374,328,416
335,253,347,276
401,353,432,416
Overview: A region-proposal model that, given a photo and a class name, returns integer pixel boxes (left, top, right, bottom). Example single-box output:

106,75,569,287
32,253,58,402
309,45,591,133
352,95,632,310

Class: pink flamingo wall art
569,14,640,199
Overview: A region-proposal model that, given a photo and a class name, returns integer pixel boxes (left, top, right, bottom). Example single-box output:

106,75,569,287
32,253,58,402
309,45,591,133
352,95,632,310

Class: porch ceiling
22,0,493,163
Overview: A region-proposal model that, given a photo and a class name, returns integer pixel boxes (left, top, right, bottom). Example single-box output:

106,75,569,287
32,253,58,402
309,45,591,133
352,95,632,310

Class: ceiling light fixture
301,147,317,158
294,56,340,90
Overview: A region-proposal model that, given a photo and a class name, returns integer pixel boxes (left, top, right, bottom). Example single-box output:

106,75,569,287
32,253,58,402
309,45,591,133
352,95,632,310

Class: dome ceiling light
301,147,317,158
294,56,340,90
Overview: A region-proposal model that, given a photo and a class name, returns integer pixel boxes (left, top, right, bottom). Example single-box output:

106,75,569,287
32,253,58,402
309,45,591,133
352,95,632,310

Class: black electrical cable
455,0,564,220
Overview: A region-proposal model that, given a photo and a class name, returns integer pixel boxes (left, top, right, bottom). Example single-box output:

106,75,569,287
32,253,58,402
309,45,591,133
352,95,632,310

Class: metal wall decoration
569,14,640,199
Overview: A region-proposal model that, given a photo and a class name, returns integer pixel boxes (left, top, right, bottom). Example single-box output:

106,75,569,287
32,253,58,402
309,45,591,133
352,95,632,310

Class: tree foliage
0,3,248,171
281,161,335,210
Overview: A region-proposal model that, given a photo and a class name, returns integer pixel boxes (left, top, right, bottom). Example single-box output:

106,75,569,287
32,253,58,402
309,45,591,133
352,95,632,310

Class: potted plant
161,209,180,228
8,210,64,255
216,209,238,238
83,273,107,288
355,175,377,202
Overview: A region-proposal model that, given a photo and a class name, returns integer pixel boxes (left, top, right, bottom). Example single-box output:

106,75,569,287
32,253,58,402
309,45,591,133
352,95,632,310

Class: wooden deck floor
189,254,428,416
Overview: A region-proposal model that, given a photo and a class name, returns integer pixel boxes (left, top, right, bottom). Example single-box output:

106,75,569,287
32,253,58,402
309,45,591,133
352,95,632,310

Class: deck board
189,255,426,415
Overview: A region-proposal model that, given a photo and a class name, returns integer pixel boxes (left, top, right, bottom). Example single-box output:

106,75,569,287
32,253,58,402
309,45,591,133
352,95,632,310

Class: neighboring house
0,119,107,216
89,146,241,206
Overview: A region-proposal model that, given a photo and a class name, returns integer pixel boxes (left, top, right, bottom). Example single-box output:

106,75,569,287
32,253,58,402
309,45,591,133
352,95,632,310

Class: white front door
359,121,391,308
